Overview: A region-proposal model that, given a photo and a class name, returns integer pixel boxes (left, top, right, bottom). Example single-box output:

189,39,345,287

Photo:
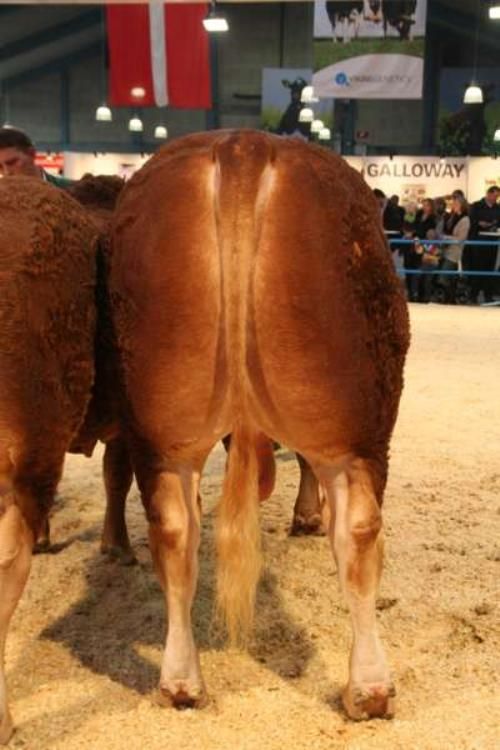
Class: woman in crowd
437,194,470,304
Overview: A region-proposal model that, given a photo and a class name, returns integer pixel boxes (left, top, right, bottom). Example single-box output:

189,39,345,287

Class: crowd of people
374,186,500,305
2,125,499,307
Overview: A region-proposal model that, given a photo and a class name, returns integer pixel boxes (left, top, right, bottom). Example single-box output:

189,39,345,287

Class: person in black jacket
466,186,500,304
403,199,436,302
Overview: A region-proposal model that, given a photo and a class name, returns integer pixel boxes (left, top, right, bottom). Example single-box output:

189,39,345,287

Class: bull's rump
0,179,97,457
111,131,408,458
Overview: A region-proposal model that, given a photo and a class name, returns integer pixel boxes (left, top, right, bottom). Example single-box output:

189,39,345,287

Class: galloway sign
313,0,428,100
353,156,468,204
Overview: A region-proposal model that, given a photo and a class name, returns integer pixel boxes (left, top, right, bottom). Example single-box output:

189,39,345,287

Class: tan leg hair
321,459,395,721
145,467,205,707
0,497,34,744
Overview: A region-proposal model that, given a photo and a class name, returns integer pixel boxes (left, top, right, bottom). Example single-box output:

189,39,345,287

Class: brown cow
109,130,409,719
0,178,97,743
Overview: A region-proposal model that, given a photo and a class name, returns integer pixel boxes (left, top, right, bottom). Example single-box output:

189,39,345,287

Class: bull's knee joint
350,515,382,548
148,505,189,551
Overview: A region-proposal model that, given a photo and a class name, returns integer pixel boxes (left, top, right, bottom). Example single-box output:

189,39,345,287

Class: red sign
35,152,64,174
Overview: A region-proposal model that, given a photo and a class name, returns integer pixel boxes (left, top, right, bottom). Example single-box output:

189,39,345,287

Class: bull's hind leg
135,456,205,707
321,459,394,720
100,437,135,565
0,484,38,744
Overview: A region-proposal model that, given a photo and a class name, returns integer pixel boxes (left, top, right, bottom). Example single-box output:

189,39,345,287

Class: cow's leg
138,461,204,707
33,515,51,553
321,459,394,720
290,454,325,536
101,437,135,565
342,18,350,43
0,471,56,744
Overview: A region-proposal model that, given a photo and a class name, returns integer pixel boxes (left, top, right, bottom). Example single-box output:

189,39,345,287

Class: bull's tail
216,421,266,645
213,131,277,644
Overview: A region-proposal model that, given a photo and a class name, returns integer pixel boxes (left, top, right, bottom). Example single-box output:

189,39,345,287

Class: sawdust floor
6,304,500,750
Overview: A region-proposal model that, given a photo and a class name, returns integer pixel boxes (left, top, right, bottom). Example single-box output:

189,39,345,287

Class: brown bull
109,130,409,719
0,178,97,743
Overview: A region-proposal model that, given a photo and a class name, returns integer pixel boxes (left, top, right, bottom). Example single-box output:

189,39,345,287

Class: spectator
0,127,73,188
383,194,405,232
413,199,437,303
373,188,387,220
437,194,470,304
465,186,500,304
434,196,448,237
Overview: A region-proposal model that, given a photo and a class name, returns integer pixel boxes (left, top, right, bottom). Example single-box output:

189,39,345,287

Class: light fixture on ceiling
300,85,319,104
154,125,168,139
95,10,112,124
464,0,483,104
464,84,483,104
298,107,314,123
310,119,324,134
489,4,500,19
95,104,112,122
128,116,143,133
318,127,331,141
203,0,229,32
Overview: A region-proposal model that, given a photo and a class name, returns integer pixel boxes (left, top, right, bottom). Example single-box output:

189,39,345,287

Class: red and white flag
107,3,211,109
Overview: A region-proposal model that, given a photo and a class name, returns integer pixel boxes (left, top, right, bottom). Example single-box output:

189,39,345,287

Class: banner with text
313,0,427,100
359,156,468,204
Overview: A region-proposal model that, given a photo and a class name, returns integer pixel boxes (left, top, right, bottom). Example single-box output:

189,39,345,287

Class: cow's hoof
33,538,51,554
100,543,137,566
0,709,14,745
342,681,396,721
290,513,325,536
158,681,206,710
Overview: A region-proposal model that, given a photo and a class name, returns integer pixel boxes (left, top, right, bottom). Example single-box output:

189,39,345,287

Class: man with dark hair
466,185,500,304
0,127,73,188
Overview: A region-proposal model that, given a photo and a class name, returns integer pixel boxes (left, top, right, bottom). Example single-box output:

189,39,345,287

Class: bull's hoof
100,543,137,566
342,681,396,721
158,681,207,710
290,513,326,537
0,709,14,745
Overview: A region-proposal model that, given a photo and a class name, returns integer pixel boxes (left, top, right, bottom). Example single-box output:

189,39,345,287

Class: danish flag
107,3,211,109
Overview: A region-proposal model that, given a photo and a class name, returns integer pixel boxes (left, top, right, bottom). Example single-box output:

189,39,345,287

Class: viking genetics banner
313,1,428,99
107,3,211,109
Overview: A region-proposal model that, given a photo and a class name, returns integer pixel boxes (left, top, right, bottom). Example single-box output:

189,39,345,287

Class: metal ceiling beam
0,9,102,62
429,1,500,56
2,40,101,88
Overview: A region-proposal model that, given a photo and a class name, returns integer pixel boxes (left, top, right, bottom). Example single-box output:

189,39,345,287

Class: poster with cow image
261,68,333,137
313,1,427,99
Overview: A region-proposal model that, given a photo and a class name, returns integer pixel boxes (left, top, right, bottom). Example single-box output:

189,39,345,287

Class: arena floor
6,304,500,750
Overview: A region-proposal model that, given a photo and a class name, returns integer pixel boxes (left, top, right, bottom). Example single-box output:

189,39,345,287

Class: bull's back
111,131,408,459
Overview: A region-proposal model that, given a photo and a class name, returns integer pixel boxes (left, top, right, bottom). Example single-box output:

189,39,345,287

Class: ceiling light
318,128,331,141
154,125,168,139
128,116,143,133
489,5,500,19
131,87,146,99
300,85,319,103
95,104,112,122
310,119,324,134
203,1,229,32
298,107,314,123
463,84,483,104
